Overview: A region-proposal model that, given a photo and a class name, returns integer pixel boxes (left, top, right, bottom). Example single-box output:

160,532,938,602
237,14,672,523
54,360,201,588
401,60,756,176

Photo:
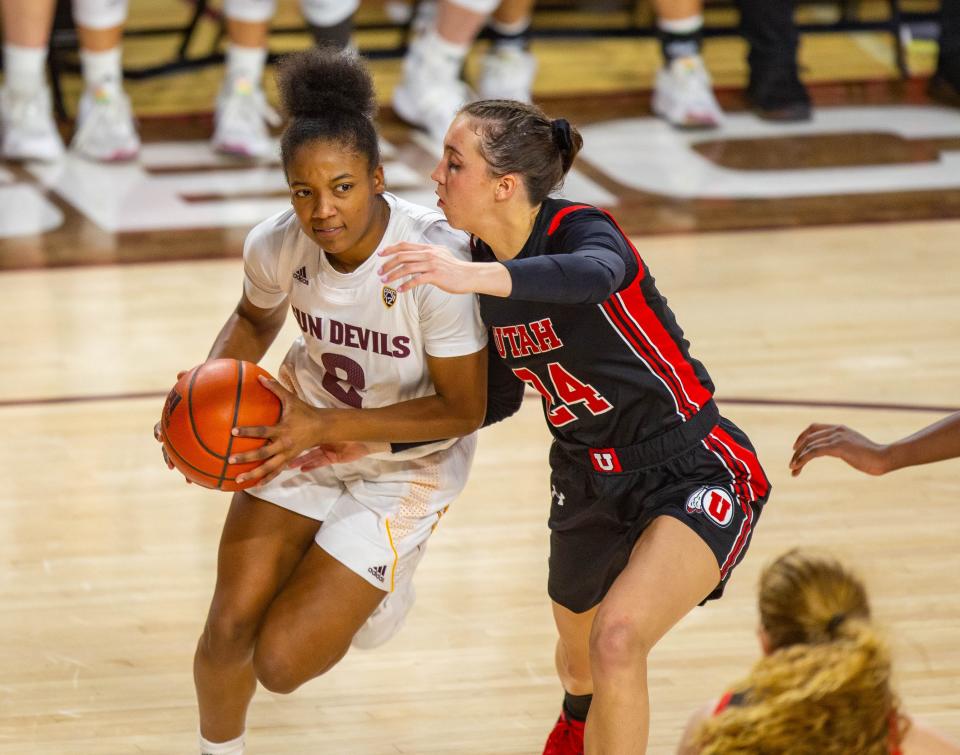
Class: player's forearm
501,248,627,304
313,394,485,446
464,261,513,297
208,310,281,363
883,411,960,472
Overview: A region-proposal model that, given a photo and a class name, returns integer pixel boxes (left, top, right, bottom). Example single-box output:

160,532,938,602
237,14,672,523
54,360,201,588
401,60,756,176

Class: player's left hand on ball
378,242,471,294
153,421,174,470
154,419,192,483
229,376,321,486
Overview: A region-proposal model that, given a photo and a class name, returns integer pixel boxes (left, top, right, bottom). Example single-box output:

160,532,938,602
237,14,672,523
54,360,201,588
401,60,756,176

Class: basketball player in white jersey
156,48,487,755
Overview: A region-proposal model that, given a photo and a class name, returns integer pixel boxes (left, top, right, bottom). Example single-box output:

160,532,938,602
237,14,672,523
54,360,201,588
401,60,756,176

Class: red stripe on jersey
616,282,714,415
602,297,697,419
713,691,735,716
547,204,593,236
711,426,770,501
597,208,714,417
600,209,644,270
552,203,712,420
888,712,904,755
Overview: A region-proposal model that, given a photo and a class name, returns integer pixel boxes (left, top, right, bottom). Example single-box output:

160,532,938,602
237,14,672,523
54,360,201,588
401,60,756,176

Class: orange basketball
159,359,283,491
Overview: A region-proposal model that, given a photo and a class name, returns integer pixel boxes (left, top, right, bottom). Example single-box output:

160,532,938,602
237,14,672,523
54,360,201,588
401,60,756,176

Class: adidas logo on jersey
368,565,388,583
293,266,309,285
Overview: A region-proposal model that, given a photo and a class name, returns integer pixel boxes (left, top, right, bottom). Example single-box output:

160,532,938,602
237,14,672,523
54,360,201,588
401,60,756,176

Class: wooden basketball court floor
2,2,960,752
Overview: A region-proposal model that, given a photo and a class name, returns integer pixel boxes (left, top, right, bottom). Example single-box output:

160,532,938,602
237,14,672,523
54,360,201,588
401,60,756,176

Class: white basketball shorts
250,432,477,592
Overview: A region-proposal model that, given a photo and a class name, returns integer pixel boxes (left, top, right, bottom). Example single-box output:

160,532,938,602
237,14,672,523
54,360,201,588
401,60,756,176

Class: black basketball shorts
547,411,770,614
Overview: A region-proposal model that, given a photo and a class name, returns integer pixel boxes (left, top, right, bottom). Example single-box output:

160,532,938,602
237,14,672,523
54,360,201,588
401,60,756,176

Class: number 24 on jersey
513,362,612,427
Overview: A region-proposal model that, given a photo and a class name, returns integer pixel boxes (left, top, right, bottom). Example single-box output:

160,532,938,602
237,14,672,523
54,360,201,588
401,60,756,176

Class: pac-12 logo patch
685,486,735,527
382,286,398,308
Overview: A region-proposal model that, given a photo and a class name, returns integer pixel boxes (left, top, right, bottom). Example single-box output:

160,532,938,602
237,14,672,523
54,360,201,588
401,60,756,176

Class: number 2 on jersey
513,362,613,427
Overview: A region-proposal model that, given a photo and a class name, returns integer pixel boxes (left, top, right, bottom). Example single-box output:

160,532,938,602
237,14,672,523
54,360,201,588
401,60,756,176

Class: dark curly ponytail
277,46,380,174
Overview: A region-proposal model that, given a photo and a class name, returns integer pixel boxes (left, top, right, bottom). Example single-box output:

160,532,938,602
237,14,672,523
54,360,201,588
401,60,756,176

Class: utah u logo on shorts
382,286,398,308
685,486,735,527
589,448,622,473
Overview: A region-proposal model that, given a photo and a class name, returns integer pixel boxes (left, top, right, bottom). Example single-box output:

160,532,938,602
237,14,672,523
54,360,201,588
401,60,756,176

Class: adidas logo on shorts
292,266,309,285
368,565,387,583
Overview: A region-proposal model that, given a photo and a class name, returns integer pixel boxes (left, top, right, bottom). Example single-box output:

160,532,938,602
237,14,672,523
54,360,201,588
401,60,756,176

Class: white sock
80,47,123,94
415,29,468,80
3,44,48,94
657,14,704,35
488,16,531,37
199,731,245,755
226,44,267,85
429,29,469,62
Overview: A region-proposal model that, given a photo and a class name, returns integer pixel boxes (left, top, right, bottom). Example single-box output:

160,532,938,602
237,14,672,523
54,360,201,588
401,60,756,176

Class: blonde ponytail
696,550,905,754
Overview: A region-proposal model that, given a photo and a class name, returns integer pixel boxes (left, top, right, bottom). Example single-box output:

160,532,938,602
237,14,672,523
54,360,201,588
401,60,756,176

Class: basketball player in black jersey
378,101,771,755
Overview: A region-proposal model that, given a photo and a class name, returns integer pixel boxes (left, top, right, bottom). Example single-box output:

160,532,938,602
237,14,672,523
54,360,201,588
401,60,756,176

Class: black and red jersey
475,198,716,450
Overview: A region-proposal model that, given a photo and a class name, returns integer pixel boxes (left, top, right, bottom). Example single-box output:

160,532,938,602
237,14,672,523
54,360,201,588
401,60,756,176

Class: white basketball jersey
242,192,486,459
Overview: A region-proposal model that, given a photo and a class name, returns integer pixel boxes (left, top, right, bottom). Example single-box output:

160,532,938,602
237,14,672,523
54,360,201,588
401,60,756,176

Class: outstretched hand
229,375,323,486
789,423,889,477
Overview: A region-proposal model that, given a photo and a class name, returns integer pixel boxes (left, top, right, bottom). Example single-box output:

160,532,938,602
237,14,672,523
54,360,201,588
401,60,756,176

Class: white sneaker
351,579,416,650
392,35,472,142
211,76,281,159
0,85,64,162
652,55,724,129
477,46,537,102
71,85,140,161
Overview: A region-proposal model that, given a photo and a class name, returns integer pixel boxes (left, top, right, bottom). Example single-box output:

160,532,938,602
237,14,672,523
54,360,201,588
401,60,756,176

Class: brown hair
696,549,906,754
458,100,583,204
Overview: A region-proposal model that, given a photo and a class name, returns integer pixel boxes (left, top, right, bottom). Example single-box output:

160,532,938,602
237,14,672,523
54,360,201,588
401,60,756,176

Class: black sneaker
746,66,812,122
928,73,960,108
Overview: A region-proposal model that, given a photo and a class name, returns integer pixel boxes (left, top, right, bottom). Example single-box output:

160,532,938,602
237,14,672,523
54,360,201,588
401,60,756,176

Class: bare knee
253,629,349,694
198,608,261,664
252,644,304,695
589,612,653,679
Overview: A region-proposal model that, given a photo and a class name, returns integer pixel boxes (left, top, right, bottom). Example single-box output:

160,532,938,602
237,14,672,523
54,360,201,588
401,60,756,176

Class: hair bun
277,47,377,121
551,118,573,152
